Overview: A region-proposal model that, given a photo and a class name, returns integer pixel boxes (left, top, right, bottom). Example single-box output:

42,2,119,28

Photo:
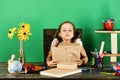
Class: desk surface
0,62,120,80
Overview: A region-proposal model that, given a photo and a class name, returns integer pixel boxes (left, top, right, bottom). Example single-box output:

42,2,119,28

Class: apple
103,22,114,30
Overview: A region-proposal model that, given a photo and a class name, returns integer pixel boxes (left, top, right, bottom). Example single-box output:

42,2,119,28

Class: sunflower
8,23,32,41
17,28,32,41
19,23,30,30
8,27,16,39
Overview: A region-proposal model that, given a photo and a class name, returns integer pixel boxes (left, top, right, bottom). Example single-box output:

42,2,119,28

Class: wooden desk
0,62,120,80
95,30,120,62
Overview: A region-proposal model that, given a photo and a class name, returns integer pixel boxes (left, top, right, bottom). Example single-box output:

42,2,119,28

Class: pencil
100,72,115,75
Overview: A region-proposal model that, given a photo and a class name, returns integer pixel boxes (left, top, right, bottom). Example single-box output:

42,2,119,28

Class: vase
19,40,25,64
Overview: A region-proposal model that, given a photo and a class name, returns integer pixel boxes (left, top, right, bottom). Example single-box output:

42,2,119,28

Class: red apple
103,22,114,30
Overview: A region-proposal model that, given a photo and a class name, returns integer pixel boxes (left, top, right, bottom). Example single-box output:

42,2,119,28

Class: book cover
40,68,81,78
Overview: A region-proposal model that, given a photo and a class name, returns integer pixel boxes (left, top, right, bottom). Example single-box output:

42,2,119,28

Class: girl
46,21,88,67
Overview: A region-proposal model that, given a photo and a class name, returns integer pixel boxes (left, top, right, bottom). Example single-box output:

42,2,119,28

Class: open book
40,68,81,78
52,43,80,62
52,43,80,70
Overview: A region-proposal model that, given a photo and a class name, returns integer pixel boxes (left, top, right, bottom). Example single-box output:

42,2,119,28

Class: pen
82,68,92,72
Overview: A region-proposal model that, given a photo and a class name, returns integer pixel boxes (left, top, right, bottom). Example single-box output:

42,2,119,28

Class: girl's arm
46,50,52,65
46,46,58,67
75,38,88,65
80,46,88,64
76,46,88,66
46,38,59,67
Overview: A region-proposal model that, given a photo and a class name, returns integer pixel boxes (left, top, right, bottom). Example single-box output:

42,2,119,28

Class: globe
10,60,22,73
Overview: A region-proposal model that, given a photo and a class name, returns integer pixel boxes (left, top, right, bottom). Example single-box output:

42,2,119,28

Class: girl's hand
47,60,58,67
76,59,83,66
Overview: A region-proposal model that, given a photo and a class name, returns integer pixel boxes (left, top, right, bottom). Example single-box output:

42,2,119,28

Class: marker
82,68,92,72
90,51,95,54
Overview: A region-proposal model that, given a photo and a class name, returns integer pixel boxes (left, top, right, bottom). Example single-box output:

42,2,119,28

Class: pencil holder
94,58,103,68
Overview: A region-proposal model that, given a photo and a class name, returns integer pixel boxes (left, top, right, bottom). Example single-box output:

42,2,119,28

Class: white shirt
51,38,83,47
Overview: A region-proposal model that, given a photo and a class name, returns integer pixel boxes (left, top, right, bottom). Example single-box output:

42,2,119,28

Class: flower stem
19,40,25,64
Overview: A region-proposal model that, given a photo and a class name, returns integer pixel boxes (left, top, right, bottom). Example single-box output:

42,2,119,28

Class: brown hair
54,21,78,46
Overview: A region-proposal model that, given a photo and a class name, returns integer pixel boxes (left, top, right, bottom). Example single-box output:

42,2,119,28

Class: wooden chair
43,29,82,63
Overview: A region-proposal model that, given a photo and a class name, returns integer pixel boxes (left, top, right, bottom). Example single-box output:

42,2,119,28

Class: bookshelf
95,30,120,62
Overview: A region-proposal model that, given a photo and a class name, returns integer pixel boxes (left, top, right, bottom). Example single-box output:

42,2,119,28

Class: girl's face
59,23,74,41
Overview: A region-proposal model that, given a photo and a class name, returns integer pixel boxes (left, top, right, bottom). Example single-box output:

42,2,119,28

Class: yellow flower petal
17,26,32,41
8,27,16,39
19,23,30,30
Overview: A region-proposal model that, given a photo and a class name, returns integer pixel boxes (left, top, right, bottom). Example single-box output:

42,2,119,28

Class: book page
52,43,80,62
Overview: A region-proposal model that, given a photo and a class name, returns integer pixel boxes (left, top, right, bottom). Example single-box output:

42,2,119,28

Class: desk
0,62,120,80
95,30,120,62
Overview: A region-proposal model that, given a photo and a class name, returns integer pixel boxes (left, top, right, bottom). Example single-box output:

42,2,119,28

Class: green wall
0,0,120,62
